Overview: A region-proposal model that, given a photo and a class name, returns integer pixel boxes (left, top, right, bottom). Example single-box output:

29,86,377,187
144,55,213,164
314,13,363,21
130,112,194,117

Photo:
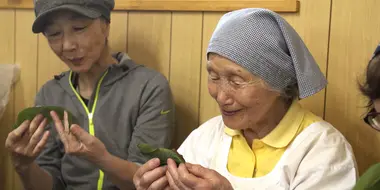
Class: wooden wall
0,0,379,189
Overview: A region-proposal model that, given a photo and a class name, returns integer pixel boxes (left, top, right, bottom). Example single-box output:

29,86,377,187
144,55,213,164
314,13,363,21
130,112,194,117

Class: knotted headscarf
207,8,327,99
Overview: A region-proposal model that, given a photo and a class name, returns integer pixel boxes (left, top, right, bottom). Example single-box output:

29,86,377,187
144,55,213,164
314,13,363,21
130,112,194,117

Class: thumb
70,125,92,144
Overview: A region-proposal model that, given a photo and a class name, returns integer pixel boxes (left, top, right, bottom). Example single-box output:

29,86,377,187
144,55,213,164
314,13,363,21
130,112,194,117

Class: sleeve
353,163,380,190
127,73,175,164
290,132,358,190
34,85,66,190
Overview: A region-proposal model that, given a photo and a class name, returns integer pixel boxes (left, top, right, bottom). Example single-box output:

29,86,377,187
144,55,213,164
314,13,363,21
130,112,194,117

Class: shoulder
35,71,70,102
178,115,224,151
290,120,357,171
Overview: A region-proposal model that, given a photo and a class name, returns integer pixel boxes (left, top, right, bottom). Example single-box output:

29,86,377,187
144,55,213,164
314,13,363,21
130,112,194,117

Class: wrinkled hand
166,159,233,190
50,111,108,164
133,158,171,190
5,114,50,173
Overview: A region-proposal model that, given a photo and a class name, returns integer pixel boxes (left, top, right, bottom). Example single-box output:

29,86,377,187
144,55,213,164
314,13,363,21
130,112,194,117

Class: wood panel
1,0,299,12
280,0,331,117
127,11,171,78
109,11,128,53
199,12,224,124
326,0,380,174
0,9,15,190
13,9,39,190
170,12,203,148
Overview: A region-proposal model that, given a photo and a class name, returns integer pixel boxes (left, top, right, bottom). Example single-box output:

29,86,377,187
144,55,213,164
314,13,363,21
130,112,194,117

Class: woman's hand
50,111,108,164
166,159,233,190
133,158,171,190
5,114,50,173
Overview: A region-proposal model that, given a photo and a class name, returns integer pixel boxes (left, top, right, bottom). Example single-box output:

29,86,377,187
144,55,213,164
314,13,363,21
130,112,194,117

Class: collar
224,100,305,148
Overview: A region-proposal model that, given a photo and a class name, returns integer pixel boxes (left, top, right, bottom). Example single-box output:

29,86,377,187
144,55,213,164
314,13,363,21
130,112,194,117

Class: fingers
147,173,169,190
64,111,70,134
51,111,67,143
167,159,189,190
166,171,180,190
70,125,92,145
26,118,47,154
177,164,200,188
135,158,161,178
140,165,167,186
29,114,44,134
184,163,208,178
32,131,50,155
5,120,30,149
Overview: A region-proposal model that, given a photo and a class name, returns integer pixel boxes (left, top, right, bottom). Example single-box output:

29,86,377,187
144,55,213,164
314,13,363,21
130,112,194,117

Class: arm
290,132,358,190
95,73,175,188
16,162,53,190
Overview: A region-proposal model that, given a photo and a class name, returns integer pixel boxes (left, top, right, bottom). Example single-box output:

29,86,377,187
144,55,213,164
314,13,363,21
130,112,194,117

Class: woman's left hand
166,159,233,190
50,111,108,164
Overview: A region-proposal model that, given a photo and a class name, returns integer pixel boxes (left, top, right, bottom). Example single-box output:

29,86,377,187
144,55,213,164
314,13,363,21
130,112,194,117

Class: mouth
221,109,242,116
66,57,84,65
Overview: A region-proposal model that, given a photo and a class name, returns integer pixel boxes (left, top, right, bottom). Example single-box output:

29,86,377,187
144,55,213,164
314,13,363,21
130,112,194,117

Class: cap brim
32,4,101,33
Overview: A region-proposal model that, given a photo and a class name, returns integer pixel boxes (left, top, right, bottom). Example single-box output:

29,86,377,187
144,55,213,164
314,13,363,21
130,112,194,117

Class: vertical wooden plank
170,12,202,148
280,0,331,117
0,9,15,190
37,34,68,89
199,12,224,125
127,11,171,78
326,0,380,174
13,9,39,190
109,11,128,53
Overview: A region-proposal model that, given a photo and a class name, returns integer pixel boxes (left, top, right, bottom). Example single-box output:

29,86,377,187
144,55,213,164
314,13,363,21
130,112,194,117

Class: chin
69,64,92,73
222,116,245,130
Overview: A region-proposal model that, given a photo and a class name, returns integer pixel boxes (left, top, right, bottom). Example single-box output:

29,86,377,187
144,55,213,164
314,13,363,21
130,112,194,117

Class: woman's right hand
5,114,50,173
133,158,171,190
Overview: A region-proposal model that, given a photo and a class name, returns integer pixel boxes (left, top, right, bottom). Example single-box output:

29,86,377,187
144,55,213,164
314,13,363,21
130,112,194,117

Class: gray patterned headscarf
207,8,327,99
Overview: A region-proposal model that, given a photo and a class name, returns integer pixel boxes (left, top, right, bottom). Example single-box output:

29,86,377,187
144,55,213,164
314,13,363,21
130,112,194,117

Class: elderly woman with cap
133,8,357,190
353,44,380,190
4,0,174,190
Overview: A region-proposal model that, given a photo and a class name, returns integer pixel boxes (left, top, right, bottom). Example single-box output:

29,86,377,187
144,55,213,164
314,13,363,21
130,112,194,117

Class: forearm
16,162,53,190
97,153,140,190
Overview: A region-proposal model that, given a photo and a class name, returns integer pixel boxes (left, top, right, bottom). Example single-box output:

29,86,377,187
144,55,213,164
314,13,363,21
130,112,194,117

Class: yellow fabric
225,101,322,178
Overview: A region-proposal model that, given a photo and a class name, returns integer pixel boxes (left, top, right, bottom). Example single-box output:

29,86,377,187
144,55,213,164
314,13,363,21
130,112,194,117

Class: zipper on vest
69,70,108,190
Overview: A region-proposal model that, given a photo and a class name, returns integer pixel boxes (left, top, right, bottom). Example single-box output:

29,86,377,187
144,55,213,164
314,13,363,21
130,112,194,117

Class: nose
62,34,77,52
216,87,234,106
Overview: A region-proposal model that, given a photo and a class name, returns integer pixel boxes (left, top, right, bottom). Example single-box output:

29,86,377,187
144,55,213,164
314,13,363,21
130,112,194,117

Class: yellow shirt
224,101,322,178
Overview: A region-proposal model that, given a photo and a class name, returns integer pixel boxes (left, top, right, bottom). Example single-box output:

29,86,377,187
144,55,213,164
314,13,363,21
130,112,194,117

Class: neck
77,46,117,99
243,99,290,146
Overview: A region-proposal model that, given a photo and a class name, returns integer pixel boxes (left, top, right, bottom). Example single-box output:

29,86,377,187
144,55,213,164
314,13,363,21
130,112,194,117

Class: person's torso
39,55,162,189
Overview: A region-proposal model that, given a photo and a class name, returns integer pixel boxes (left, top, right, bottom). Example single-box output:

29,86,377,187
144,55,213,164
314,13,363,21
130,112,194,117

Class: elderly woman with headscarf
133,8,358,190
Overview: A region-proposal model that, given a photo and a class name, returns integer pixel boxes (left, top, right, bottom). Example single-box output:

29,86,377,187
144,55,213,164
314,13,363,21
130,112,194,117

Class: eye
73,26,87,31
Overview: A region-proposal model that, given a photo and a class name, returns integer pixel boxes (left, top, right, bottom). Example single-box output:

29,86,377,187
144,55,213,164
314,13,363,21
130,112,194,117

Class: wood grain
170,12,203,148
0,9,15,190
0,0,299,12
109,11,128,53
326,0,380,174
127,11,171,78
13,10,39,190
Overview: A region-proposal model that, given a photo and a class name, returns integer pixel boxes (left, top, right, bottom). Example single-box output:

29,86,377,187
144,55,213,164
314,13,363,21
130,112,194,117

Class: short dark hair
359,54,380,107
281,82,299,104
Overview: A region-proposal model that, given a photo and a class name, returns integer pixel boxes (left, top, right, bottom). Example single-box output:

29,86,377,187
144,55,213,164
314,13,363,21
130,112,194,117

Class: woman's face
43,11,110,73
207,53,283,130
